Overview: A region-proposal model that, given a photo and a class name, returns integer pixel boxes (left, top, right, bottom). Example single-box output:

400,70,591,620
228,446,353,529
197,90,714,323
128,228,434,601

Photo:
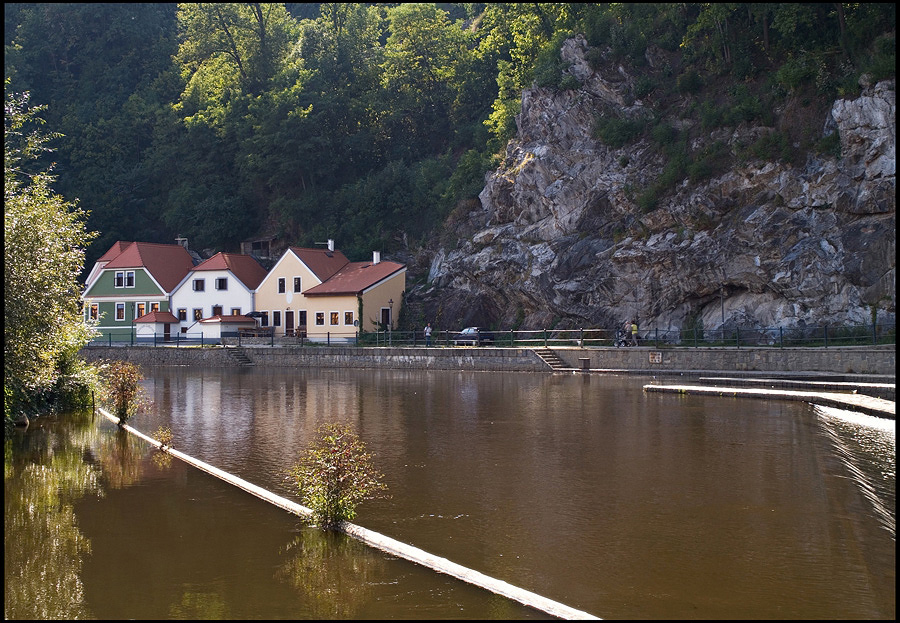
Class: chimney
327,239,334,252
175,237,189,249
373,251,381,265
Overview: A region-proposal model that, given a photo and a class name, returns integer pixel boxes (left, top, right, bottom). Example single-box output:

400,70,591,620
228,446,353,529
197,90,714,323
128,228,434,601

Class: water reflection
5,367,895,620
276,531,385,619
4,410,99,620
815,405,895,538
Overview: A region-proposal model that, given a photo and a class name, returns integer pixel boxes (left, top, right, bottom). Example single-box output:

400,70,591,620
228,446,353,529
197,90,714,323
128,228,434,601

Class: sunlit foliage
98,360,150,423
288,422,388,529
4,85,98,426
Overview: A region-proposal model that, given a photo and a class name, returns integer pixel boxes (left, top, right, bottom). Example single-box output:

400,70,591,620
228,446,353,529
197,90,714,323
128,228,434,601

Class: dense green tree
175,2,298,112
4,87,97,423
381,3,471,157
4,3,895,269
478,3,572,144
5,4,179,266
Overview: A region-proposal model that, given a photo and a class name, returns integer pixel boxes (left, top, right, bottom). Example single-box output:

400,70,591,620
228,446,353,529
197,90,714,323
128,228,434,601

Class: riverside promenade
80,343,895,378
81,343,895,418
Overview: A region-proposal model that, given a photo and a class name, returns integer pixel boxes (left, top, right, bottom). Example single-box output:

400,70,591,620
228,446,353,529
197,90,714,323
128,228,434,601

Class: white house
170,252,267,335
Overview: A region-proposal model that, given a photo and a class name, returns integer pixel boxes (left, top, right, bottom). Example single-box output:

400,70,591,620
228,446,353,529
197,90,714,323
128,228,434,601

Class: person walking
630,320,639,346
424,323,432,347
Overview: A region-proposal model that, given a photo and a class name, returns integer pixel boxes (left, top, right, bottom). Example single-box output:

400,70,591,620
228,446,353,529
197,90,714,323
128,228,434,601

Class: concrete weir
643,384,896,418
98,408,601,620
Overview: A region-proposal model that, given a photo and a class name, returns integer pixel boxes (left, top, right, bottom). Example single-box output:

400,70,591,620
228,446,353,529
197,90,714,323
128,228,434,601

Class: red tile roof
304,260,405,296
134,311,180,324
103,241,195,292
97,240,133,262
289,247,350,282
192,252,267,289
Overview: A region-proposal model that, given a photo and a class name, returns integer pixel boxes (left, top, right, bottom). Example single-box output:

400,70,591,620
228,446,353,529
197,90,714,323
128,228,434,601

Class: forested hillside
4,3,895,278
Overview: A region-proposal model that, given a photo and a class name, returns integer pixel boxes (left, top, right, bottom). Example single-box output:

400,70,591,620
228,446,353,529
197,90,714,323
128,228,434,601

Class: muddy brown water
5,367,895,619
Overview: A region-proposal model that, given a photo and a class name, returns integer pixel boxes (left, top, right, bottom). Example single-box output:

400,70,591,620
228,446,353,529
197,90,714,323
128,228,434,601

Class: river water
5,366,895,619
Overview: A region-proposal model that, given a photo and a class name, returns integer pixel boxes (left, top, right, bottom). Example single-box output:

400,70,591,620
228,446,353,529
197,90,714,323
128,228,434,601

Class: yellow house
255,241,405,341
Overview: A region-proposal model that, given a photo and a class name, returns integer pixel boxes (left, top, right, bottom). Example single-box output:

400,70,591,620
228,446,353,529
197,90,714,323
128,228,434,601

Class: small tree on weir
288,423,388,530
99,360,150,424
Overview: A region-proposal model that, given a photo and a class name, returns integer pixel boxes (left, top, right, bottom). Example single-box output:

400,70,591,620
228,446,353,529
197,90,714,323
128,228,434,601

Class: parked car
452,326,495,346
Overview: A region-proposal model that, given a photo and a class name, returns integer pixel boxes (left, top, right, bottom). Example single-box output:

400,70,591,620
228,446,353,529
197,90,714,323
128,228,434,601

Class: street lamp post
388,298,393,346
720,286,725,324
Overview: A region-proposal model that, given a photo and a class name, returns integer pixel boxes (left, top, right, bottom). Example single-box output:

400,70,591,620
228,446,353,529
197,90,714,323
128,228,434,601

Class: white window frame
116,303,125,320
344,311,354,325
330,311,340,326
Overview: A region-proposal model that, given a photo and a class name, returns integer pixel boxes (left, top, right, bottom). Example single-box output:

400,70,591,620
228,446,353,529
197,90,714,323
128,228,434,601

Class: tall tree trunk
834,3,849,60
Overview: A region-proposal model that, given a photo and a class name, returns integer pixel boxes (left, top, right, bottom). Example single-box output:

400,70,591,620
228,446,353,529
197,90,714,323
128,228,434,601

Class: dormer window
114,271,135,288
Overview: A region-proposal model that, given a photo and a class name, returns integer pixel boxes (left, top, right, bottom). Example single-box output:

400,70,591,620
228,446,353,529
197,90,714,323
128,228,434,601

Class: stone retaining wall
79,345,546,371
79,344,894,375
552,345,895,376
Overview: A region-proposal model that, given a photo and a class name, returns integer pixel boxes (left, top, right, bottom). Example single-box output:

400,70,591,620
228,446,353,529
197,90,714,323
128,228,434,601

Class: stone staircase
533,348,569,371
226,347,255,366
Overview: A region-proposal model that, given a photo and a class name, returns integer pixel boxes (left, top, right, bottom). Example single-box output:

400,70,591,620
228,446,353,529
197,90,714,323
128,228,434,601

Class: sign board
649,352,662,364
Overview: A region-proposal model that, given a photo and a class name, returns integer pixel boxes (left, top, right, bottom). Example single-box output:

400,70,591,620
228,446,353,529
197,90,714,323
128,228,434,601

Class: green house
82,241,196,341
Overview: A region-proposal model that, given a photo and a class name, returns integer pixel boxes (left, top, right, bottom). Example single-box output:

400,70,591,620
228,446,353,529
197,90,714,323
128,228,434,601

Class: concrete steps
533,348,569,371
226,347,254,366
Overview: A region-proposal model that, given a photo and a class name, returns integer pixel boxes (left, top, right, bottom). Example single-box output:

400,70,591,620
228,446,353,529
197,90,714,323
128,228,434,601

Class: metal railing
86,330,214,347
84,322,895,349
360,322,895,349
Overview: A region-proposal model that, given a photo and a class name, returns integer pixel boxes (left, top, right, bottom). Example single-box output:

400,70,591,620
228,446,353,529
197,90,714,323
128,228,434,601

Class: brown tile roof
304,260,405,296
134,310,180,324
289,247,350,282
97,240,133,262
103,241,195,292
192,252,267,289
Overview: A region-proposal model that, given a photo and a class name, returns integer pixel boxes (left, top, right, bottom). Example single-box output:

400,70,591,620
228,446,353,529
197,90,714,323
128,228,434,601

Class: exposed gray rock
410,36,895,337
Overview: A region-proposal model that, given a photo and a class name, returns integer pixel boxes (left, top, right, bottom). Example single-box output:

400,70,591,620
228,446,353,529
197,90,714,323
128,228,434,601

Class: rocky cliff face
409,35,895,335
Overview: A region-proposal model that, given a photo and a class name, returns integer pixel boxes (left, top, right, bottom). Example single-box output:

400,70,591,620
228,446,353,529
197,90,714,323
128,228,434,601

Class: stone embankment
79,344,894,377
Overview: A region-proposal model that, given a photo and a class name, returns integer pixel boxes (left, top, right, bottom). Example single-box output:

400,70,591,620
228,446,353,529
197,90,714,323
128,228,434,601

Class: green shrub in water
288,423,389,530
